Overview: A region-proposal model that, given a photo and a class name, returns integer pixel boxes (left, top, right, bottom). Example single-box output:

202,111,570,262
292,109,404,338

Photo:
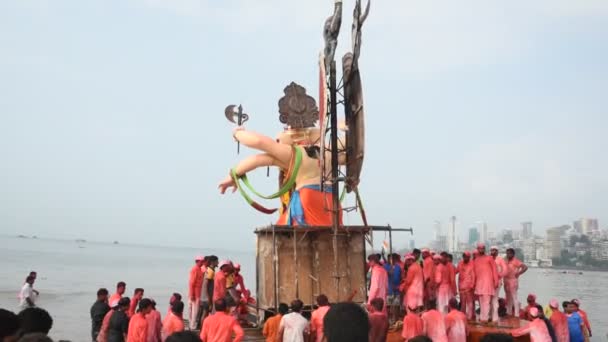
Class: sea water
0,235,606,341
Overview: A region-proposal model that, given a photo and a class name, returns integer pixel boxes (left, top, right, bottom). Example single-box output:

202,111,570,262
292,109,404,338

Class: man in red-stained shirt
188,255,205,330
201,298,245,342
457,251,476,320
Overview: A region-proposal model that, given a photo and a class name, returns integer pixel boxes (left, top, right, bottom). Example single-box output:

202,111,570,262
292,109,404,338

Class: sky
1,0,607,251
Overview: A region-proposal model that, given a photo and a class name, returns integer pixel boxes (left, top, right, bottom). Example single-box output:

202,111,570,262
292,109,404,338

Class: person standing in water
109,282,126,307
107,297,131,342
19,276,37,309
571,299,591,339
162,301,185,341
565,301,585,342
128,288,145,318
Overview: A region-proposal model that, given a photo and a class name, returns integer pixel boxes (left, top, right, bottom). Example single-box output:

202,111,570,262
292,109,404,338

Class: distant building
448,216,457,253
409,240,415,249
591,240,608,261
545,225,569,259
478,222,488,244
573,218,599,235
522,238,541,262
521,222,533,239
468,227,479,245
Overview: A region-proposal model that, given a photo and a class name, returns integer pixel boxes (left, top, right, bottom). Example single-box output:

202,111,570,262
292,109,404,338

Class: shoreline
533,265,608,272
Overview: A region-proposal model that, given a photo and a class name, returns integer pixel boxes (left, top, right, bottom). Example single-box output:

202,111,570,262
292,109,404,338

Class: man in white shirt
19,275,37,309
278,299,310,342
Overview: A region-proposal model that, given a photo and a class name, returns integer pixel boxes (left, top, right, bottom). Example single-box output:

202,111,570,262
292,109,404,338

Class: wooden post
329,60,341,300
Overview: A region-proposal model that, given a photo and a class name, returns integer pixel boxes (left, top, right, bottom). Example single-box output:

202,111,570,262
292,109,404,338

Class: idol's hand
218,175,237,194
232,126,245,141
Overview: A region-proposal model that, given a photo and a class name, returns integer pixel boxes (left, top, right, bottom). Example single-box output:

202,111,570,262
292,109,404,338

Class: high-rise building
409,240,415,249
433,221,442,240
545,225,569,259
521,222,533,238
580,218,599,235
478,221,488,244
448,216,457,252
468,227,479,245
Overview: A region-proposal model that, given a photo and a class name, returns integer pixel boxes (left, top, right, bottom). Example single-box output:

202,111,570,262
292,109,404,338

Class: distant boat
113,241,119,245
17,235,28,239
32,236,37,239
75,239,86,243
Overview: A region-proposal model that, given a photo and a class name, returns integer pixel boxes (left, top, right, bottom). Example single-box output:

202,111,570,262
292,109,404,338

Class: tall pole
329,60,341,300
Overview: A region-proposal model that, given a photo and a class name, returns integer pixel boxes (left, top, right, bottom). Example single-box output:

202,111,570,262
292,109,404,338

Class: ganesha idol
218,82,344,227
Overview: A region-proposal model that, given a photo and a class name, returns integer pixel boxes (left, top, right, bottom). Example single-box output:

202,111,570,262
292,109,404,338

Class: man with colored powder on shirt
146,299,162,342
162,301,185,342
445,298,467,342
401,253,424,313
504,247,527,317
457,251,476,320
109,282,126,307
401,305,423,342
263,303,288,342
571,299,590,338
310,295,330,342
535,304,557,342
446,254,457,298
367,254,388,312
521,294,539,320
368,298,389,342
127,298,153,342
200,298,244,342
434,254,451,316
188,255,205,330
565,301,585,342
421,299,448,342
474,243,499,324
490,246,508,322
128,288,145,318
213,261,232,307
421,249,435,308
547,299,569,342
512,307,552,342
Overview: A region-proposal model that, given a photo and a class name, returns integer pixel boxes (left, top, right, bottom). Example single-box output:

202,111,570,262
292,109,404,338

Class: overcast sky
1,0,607,250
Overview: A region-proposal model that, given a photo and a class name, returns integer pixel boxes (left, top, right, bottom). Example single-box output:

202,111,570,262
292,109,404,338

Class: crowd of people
362,243,593,342
1,246,594,342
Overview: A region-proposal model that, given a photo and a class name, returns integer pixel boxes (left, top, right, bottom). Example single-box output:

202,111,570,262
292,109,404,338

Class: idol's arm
233,128,291,168
219,153,276,194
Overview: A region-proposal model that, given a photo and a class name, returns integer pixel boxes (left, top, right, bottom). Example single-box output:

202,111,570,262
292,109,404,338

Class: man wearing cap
128,298,153,342
421,249,435,308
512,307,552,342
547,299,569,342
457,251,476,320
490,246,507,322
367,254,388,312
188,256,205,330
504,247,527,317
434,254,451,316
91,288,110,342
473,243,499,323
400,253,423,313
